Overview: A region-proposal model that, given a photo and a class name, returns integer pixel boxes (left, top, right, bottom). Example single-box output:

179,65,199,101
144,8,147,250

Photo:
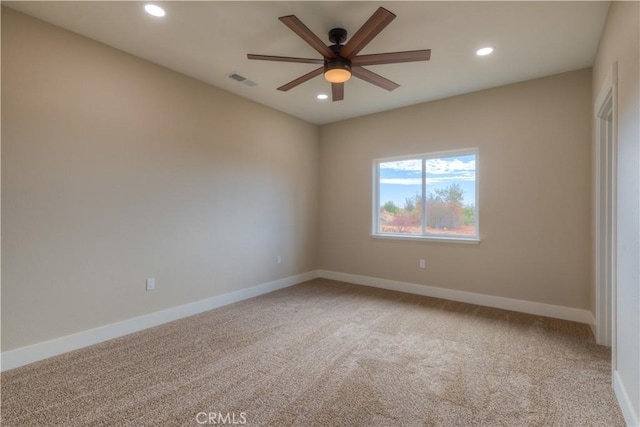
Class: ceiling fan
247,7,431,101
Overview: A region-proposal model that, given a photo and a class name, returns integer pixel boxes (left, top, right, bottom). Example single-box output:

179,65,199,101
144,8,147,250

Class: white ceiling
5,1,609,125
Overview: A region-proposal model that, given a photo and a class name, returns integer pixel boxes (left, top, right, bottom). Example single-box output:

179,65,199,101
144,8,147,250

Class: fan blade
247,54,324,65
340,7,396,58
332,83,344,101
351,49,431,66
277,67,324,91
279,15,336,58
352,67,400,91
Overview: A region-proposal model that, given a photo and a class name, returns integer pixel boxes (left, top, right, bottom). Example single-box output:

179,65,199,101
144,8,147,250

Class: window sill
370,233,481,245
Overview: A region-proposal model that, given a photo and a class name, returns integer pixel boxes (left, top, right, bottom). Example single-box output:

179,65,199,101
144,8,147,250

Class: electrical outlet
276,255,282,264
146,277,156,291
419,259,426,269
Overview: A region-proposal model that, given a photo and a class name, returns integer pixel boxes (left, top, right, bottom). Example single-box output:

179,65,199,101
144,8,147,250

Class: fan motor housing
324,57,352,73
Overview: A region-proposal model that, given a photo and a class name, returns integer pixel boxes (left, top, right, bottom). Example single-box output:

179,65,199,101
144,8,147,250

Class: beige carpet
1,279,624,426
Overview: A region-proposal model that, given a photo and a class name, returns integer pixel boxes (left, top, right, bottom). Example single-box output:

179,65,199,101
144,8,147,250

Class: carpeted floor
1,278,624,426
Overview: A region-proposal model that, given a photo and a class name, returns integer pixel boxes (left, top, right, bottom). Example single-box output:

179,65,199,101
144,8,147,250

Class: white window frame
372,148,480,244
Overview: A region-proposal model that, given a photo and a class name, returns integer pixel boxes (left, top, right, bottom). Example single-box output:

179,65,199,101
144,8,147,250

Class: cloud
380,157,475,174
426,158,476,175
426,171,476,183
379,159,422,171
380,156,476,185
380,178,422,185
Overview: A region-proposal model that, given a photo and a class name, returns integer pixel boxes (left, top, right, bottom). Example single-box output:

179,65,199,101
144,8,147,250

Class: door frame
594,63,618,362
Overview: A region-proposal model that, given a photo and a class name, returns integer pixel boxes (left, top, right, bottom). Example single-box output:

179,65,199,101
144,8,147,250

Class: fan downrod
328,28,347,45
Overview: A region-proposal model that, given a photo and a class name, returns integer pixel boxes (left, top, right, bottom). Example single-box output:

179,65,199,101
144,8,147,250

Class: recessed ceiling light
317,94,329,100
476,47,494,56
144,4,166,17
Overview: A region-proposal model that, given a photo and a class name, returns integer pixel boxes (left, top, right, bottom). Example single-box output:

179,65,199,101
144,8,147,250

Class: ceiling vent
228,72,258,87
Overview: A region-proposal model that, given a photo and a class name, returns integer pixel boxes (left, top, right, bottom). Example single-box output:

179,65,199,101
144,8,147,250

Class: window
373,149,478,242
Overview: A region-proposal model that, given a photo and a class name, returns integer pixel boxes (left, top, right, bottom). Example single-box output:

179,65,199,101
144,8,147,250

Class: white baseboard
1,271,319,372
590,323,598,340
614,370,640,427
317,270,595,325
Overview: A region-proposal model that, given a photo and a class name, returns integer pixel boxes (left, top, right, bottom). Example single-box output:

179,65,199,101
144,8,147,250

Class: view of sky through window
379,155,476,207
377,153,477,238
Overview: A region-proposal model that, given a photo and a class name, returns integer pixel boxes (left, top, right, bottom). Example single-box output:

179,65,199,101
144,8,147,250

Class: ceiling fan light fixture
324,59,352,83
248,7,430,101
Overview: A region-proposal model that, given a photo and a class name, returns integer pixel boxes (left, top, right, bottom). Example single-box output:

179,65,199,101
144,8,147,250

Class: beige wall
319,69,593,310
1,9,319,351
593,1,640,422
